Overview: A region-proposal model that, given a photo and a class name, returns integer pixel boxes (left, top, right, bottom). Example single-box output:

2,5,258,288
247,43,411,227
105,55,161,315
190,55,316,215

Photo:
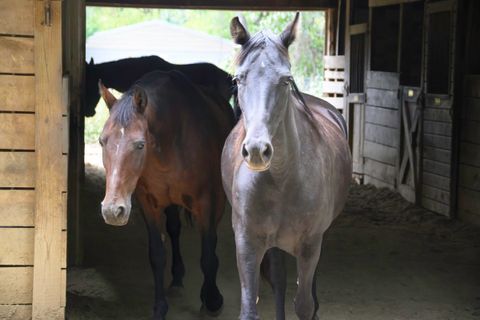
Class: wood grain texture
423,107,451,122
0,0,34,36
364,158,396,184
423,172,450,191
423,159,451,178
366,88,398,109
32,2,66,319
423,145,451,164
364,140,397,165
324,55,345,69
366,71,399,90
365,105,399,128
322,81,345,94
0,36,34,74
0,113,35,150
0,75,35,112
0,152,35,188
0,267,33,304
423,133,452,150
0,228,34,265
0,305,32,320
422,197,450,216
422,185,450,205
0,190,35,226
365,123,399,148
423,120,452,137
364,174,395,189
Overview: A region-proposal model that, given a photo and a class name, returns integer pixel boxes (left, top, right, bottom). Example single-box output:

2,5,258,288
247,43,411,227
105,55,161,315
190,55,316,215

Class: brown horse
98,70,235,319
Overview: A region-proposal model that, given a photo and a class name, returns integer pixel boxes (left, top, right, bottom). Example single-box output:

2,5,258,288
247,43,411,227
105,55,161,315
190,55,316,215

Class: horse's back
302,93,348,138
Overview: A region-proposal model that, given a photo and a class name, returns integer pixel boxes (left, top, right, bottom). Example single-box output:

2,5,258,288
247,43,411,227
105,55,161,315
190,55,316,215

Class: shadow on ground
67,163,480,320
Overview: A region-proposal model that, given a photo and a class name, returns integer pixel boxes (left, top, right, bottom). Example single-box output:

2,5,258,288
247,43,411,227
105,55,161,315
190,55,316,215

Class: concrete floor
67,163,480,320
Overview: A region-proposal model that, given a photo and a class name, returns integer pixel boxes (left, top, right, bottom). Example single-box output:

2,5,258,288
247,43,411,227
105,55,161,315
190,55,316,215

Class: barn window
370,5,400,73
350,33,365,93
427,11,451,94
400,1,424,86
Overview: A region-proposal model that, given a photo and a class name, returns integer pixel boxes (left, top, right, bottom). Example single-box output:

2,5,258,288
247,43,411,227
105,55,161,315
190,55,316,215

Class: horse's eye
99,137,104,147
136,142,145,150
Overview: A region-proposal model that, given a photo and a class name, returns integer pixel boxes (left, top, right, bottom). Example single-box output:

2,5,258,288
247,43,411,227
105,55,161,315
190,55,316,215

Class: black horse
85,55,234,117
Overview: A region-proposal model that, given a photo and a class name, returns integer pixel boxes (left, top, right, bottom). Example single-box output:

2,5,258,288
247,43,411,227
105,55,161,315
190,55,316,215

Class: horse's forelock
111,92,136,128
234,32,289,66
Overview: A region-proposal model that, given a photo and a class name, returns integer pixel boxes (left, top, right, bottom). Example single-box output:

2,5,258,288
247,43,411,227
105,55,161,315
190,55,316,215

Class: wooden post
326,8,338,56
32,1,67,319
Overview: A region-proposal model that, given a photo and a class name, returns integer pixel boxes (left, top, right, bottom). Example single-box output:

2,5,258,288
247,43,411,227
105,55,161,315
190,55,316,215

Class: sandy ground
67,146,480,319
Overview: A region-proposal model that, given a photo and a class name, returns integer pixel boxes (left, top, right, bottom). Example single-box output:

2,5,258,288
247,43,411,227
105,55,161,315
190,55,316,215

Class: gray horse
221,13,352,320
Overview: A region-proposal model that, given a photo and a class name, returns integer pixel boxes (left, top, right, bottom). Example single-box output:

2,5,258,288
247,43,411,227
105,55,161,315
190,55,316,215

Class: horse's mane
233,31,317,128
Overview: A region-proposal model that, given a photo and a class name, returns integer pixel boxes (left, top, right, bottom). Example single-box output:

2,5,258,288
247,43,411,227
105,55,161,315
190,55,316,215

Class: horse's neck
270,96,304,173
93,64,135,92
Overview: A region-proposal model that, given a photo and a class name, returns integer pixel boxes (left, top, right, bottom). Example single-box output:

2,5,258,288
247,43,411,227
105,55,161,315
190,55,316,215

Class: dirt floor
67,147,480,319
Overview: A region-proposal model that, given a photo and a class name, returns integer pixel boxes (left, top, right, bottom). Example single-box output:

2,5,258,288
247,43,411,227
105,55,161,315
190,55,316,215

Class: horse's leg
261,248,287,320
294,236,323,320
140,204,168,320
165,205,185,288
312,268,319,317
235,226,266,320
199,203,224,315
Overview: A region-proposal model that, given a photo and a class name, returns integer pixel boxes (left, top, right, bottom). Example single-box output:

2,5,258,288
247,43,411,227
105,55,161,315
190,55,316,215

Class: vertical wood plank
32,2,66,319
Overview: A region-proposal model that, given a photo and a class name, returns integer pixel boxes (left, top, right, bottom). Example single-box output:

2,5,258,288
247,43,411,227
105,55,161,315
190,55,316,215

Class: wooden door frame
32,0,68,318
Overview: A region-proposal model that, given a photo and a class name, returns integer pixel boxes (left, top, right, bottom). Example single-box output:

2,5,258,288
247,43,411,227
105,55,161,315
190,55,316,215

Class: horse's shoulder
301,93,348,138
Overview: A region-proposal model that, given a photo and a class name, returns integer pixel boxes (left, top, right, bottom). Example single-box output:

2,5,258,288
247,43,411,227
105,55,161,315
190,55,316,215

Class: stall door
397,1,424,203
363,4,401,189
421,0,456,217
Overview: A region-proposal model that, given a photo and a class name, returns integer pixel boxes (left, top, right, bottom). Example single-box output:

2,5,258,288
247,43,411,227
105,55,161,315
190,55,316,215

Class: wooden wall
0,0,67,318
0,1,36,318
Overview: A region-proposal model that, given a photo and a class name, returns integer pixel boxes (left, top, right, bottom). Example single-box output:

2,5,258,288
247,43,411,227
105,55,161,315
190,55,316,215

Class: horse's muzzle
101,203,131,226
242,139,273,172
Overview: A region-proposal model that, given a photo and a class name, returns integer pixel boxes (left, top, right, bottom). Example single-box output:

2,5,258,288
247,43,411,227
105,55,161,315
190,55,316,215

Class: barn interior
60,0,480,319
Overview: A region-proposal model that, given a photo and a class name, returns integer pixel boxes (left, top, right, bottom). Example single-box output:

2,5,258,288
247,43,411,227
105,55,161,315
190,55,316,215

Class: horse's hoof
167,285,184,298
200,301,224,317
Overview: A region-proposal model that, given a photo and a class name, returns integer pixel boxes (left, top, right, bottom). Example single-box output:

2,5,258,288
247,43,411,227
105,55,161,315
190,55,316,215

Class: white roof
86,20,235,65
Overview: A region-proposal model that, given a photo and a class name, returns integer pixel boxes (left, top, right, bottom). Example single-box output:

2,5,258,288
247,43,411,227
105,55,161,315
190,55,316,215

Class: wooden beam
32,1,67,319
369,0,422,7
86,0,338,9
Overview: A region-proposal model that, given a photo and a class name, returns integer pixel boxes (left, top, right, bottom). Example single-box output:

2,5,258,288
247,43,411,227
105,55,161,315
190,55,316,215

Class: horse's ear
230,16,250,45
89,57,94,65
98,79,117,110
133,86,148,114
280,12,300,48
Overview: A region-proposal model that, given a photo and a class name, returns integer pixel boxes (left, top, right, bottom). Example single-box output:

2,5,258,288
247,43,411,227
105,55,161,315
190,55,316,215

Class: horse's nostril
242,143,249,158
262,144,273,160
115,206,125,218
